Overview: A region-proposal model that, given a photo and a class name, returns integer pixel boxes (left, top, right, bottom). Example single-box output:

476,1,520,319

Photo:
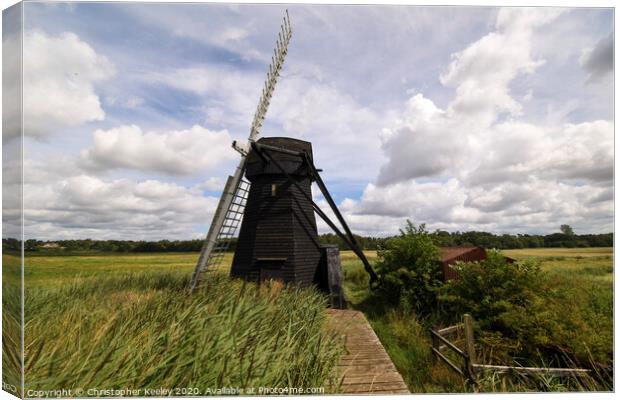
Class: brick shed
439,247,516,281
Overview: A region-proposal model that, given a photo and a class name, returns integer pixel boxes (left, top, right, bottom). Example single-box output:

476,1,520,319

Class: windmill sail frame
189,11,292,290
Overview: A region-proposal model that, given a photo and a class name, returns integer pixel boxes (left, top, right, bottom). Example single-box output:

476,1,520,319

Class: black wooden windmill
189,11,377,306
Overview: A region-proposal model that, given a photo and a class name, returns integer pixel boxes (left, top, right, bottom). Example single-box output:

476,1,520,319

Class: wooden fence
430,314,591,389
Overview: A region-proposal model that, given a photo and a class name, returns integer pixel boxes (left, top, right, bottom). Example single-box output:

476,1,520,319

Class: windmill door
256,258,286,282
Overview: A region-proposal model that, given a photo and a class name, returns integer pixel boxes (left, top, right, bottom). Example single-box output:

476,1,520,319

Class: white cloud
195,177,225,191
23,30,114,138
142,65,262,128
495,8,565,33
377,93,455,184
269,72,387,180
2,145,22,238
353,179,466,219
23,174,218,240
440,8,563,126
466,120,613,186
145,62,388,181
218,27,249,43
339,176,612,236
358,8,613,235
79,124,237,175
378,9,564,186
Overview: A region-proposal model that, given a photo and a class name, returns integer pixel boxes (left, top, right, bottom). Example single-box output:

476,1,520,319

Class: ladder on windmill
189,179,250,289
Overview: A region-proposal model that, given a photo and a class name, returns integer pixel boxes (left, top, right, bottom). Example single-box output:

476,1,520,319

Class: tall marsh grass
20,272,342,395
2,253,22,395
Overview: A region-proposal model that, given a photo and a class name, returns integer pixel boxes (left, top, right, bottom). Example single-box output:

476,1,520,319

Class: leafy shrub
439,251,553,360
375,221,442,315
440,251,544,327
439,251,612,372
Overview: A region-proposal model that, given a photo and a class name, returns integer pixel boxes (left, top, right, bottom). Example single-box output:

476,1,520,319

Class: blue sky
3,2,614,239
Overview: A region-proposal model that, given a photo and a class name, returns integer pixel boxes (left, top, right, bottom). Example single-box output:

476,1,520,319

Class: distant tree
560,224,575,236
2,238,20,251
431,230,455,247
15,228,613,255
24,239,40,251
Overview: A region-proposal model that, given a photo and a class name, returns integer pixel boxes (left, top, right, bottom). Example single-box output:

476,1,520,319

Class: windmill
189,11,378,295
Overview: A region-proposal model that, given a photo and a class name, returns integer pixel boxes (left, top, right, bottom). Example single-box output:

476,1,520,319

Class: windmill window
271,184,277,197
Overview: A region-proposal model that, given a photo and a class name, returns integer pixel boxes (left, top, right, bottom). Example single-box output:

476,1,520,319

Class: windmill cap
257,136,312,154
246,136,314,178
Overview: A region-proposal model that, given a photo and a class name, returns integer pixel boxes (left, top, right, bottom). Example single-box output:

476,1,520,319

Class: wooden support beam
431,330,465,357
431,348,463,376
472,364,591,377
437,324,462,335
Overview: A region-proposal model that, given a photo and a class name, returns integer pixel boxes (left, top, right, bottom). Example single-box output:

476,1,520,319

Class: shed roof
439,247,482,262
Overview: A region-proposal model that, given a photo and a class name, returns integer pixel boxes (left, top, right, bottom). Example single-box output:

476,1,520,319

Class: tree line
2,225,612,253
319,225,612,250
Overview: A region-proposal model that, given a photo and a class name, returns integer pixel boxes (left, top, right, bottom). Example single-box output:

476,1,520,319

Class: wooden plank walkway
326,309,410,394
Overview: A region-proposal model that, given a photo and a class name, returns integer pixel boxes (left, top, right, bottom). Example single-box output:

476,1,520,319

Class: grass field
3,252,341,397
2,247,613,395
20,252,228,287
504,247,613,282
504,247,613,371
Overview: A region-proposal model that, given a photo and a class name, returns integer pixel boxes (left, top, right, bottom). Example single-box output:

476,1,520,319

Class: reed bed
19,272,342,396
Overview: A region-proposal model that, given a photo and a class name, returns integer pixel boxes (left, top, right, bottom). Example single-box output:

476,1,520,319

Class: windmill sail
189,11,292,290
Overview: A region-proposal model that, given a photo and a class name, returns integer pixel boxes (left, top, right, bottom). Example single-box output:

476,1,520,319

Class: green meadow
503,247,613,282
1,247,613,395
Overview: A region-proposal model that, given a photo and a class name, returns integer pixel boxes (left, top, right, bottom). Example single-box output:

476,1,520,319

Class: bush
440,251,544,326
375,221,442,315
439,251,551,359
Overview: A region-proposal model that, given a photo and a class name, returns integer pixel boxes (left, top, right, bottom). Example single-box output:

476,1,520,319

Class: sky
1,1,614,240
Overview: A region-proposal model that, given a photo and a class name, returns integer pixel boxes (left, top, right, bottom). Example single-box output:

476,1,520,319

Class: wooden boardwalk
326,309,410,394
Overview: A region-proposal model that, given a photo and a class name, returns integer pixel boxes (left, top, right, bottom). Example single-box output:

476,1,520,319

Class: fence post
463,314,476,364
463,314,478,390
